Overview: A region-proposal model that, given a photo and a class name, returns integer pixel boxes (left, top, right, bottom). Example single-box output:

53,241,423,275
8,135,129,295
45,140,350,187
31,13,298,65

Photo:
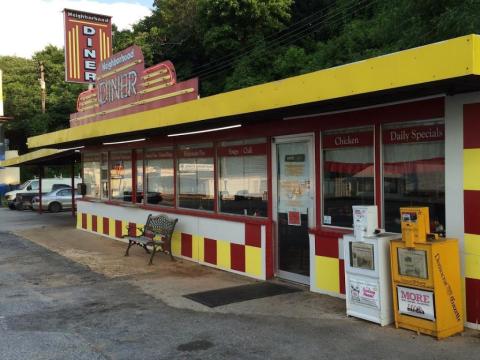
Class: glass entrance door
274,136,314,284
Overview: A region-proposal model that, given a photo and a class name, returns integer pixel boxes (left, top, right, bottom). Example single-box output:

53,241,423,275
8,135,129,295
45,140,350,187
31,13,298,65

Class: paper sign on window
288,211,301,226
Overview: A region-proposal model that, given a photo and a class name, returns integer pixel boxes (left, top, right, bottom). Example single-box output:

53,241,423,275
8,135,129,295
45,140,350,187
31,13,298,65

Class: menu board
397,248,428,279
350,242,375,270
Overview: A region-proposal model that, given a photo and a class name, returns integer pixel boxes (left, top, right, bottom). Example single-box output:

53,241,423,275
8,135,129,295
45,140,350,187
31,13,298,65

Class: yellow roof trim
28,34,479,149
0,149,67,167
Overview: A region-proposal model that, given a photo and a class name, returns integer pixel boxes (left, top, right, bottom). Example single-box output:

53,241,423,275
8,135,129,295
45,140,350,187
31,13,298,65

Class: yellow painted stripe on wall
76,212,82,229
75,25,80,79
216,240,231,270
86,214,92,231
465,233,480,256
171,231,181,256
121,221,129,237
315,256,340,294
465,254,480,280
464,149,480,190
245,245,262,277
194,235,204,262
107,35,110,58
108,218,115,238
97,215,104,234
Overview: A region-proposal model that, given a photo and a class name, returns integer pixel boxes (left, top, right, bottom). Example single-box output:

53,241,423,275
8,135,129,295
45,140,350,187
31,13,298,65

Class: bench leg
143,245,151,254
125,241,133,256
148,245,157,265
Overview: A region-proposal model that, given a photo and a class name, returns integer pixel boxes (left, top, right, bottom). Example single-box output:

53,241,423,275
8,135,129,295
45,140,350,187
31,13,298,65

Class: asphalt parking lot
0,208,479,359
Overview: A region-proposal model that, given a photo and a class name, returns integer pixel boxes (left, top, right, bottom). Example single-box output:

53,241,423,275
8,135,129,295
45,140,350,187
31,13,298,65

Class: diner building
3,34,480,329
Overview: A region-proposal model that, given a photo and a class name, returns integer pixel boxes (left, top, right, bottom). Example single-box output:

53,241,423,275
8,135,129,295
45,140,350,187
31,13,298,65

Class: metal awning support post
38,166,43,215
71,162,75,217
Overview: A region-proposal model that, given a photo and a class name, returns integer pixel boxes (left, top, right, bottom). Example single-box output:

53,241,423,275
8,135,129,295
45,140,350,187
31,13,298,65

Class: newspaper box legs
390,207,463,339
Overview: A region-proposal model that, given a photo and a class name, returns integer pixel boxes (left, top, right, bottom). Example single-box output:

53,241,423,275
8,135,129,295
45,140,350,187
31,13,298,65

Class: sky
0,0,153,58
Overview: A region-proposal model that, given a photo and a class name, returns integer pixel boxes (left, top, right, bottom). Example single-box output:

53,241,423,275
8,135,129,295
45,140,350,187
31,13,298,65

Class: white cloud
0,0,151,58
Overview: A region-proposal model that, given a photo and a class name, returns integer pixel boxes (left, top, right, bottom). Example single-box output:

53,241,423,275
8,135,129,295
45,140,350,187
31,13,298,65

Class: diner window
109,150,132,202
83,153,101,198
100,152,109,199
322,128,374,228
383,120,445,234
145,148,175,206
136,149,144,204
218,138,268,217
177,143,214,211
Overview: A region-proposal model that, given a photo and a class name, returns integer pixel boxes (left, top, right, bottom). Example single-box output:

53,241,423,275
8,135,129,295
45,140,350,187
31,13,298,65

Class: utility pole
39,62,46,114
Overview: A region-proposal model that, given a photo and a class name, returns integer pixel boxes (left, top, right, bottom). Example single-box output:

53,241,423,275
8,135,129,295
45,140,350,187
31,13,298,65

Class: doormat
184,282,301,308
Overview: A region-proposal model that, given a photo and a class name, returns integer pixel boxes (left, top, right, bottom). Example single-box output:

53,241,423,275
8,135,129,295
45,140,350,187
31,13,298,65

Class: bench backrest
145,214,178,241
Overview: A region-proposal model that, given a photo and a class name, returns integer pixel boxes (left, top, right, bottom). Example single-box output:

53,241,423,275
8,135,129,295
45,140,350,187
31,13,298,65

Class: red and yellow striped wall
463,103,480,324
76,206,266,280
309,232,346,296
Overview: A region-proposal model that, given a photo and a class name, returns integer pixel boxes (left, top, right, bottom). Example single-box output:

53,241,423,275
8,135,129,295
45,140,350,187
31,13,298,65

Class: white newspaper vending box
343,206,400,326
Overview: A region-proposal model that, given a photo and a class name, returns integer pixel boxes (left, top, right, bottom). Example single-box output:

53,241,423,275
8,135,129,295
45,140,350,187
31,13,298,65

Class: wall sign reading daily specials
383,124,444,144
323,131,373,149
397,285,435,321
63,9,112,83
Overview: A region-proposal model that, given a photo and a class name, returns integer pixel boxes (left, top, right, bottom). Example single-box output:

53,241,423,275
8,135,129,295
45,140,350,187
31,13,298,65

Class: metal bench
123,214,178,265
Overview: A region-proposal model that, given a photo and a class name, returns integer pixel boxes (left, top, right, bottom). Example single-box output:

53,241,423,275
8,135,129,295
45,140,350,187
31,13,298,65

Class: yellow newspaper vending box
390,207,463,339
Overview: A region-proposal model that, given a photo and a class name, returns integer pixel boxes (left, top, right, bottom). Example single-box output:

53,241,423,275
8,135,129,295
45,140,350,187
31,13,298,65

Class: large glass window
83,153,101,198
323,128,374,227
100,152,109,199
136,149,144,204
109,150,132,202
383,120,445,233
177,143,214,211
145,148,175,206
218,138,268,217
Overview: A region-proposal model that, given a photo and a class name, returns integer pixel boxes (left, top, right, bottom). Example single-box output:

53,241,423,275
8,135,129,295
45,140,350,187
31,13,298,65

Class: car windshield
18,181,30,190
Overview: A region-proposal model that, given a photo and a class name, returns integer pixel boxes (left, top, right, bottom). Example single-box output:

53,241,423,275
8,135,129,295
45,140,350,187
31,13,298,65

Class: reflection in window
178,144,214,211
323,128,374,227
136,149,144,204
218,139,268,217
145,148,174,206
110,151,132,202
83,153,101,198
383,121,445,233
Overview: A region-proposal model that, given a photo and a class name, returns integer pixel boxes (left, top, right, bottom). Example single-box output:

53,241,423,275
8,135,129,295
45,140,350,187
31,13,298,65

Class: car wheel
49,202,62,213
8,204,16,210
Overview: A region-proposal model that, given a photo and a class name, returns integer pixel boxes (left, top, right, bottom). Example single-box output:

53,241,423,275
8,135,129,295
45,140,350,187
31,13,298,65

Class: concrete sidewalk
15,224,346,321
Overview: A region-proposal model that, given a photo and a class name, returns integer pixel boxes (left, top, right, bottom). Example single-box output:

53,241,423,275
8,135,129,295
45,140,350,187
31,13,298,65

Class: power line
193,0,377,81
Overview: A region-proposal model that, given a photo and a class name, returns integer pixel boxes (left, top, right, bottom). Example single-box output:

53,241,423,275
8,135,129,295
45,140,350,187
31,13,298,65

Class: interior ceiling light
102,138,146,146
167,124,241,137
60,146,85,151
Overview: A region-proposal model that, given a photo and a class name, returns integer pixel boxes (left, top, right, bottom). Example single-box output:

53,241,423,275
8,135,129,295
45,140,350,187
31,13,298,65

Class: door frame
272,133,316,285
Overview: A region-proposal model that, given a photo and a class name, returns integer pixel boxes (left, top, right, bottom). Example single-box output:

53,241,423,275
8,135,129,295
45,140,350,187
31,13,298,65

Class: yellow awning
0,149,69,167
27,34,480,149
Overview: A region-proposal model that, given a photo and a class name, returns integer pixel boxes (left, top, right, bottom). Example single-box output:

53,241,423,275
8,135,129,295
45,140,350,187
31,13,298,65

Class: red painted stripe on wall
128,222,137,236
265,223,273,279
463,103,480,149
181,233,192,258
115,220,122,238
464,190,480,235
103,217,109,236
81,213,87,229
339,259,345,295
92,215,97,232
465,277,480,324
315,234,339,258
230,243,245,272
204,238,217,265
245,223,262,247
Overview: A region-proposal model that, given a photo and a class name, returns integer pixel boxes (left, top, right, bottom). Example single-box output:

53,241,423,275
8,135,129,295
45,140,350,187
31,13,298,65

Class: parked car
5,177,82,210
31,187,81,213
